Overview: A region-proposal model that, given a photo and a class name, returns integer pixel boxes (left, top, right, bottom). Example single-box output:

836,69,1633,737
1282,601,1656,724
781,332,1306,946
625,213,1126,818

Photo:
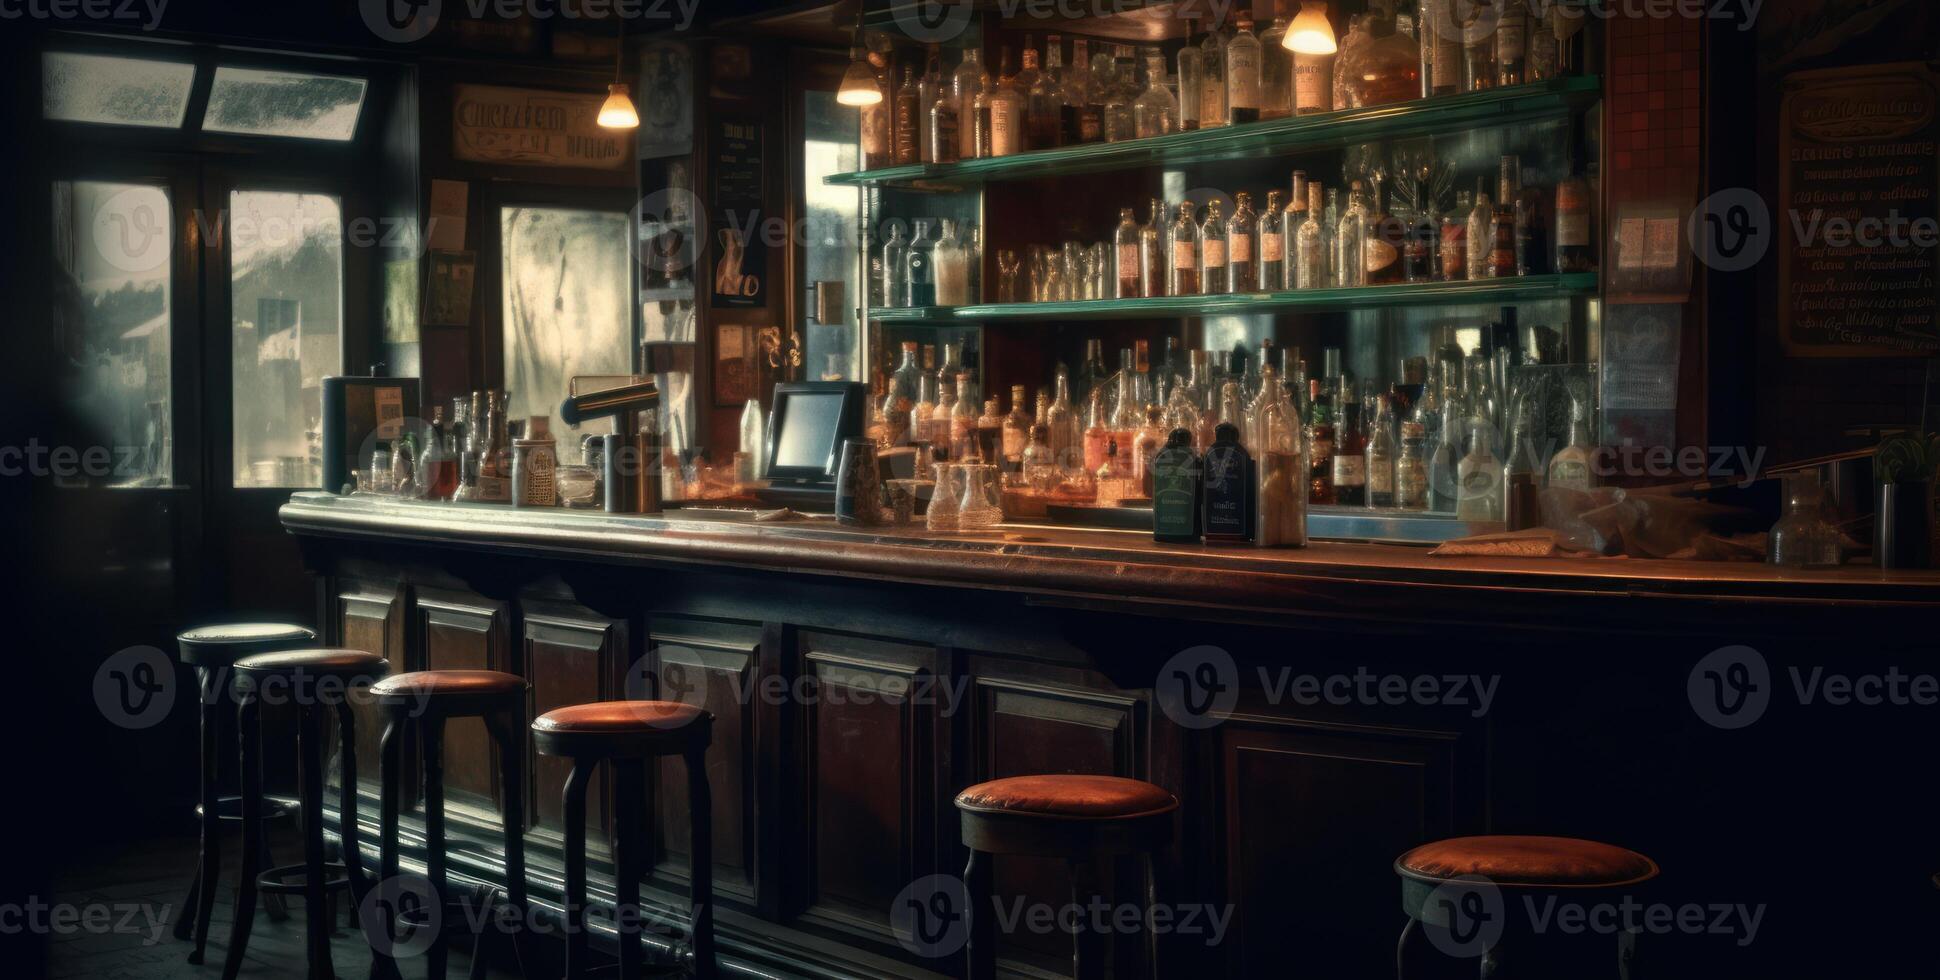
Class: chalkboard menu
1778,62,1940,357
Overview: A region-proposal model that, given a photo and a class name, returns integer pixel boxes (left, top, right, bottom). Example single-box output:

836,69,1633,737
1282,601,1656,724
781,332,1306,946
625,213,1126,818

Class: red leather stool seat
531,701,711,759
955,775,1178,821
1396,835,1659,887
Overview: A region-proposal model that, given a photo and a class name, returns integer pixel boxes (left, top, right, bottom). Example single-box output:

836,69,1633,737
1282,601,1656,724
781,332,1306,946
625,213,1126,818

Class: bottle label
1230,233,1252,263
1200,83,1223,126
1556,183,1590,247
989,101,1019,156
1203,238,1227,268
1332,454,1366,487
1079,107,1103,142
1117,243,1141,278
1365,237,1399,275
1174,240,1197,270
1369,458,1394,495
1227,48,1261,108
1262,232,1285,262
1294,59,1330,112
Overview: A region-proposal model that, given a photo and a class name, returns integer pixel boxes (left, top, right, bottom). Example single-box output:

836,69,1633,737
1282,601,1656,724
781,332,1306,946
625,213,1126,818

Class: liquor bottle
1113,208,1142,298
905,220,937,306
1095,439,1130,506
1455,416,1502,520
1130,405,1166,497
1111,348,1143,450
1157,336,1185,407
1246,355,1287,453
861,49,891,170
1228,191,1259,293
1396,420,1427,510
1079,339,1111,409
1069,38,1104,143
986,48,1026,157
1199,14,1228,128
1403,177,1437,283
1003,385,1032,463
952,48,989,161
977,397,1005,464
1101,49,1138,143
1133,338,1155,410
1364,182,1405,285
1463,0,1496,92
1441,189,1471,281
951,370,980,461
1501,396,1543,530
1086,43,1116,143
1141,197,1168,298
1332,380,1367,505
1082,388,1112,474
893,65,921,166
1466,179,1493,280
1133,47,1179,138
929,380,956,459
1336,181,1371,288
1029,38,1065,150
1304,379,1335,505
1526,5,1559,81
1489,194,1517,279
928,79,960,164
1170,202,1201,295
1293,28,1334,115
883,341,922,446
1323,187,1342,283
1421,0,1462,97
1495,0,1528,87
1226,15,1264,124
1260,0,1293,120
1295,182,1327,288
1427,393,1463,511
935,219,970,305
1180,349,1217,452
1554,148,1594,272
918,44,943,163
1202,422,1253,543
1365,395,1396,507
1546,402,1594,491
1152,429,1203,543
882,222,909,308
1200,199,1230,293
1177,19,1205,131
1047,370,1082,476
1504,154,1548,275
1260,189,1288,291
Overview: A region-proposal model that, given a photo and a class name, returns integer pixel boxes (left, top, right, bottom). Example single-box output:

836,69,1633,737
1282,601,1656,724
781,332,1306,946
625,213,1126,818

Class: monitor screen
772,391,845,472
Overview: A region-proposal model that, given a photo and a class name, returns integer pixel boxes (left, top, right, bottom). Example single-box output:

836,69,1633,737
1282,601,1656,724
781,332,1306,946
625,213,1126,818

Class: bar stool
223,648,390,980
172,623,316,963
366,669,531,980
954,774,1179,980
1394,835,1660,978
531,701,716,980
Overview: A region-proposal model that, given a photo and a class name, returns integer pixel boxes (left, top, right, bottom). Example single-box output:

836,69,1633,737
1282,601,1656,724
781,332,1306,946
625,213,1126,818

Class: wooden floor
48,827,526,980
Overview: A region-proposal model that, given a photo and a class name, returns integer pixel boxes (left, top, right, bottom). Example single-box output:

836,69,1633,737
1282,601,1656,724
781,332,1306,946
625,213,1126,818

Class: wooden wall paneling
642,617,762,907
521,603,629,859
794,631,938,946
335,579,406,795
412,587,511,812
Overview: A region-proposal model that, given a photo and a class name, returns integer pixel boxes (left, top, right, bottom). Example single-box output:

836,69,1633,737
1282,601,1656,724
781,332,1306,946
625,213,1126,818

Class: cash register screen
771,392,844,473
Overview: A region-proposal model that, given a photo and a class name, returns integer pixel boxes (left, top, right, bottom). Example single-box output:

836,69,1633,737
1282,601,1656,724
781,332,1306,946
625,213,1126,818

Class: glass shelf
866,273,1598,324
827,77,1601,189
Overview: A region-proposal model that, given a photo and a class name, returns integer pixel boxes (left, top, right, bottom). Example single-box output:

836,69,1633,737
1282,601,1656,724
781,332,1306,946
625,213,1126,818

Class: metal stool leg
612,758,646,979
1142,852,1161,980
686,740,716,980
1069,858,1105,980
187,670,220,963
963,848,995,980
299,702,336,979
561,761,593,980
370,704,407,980
422,714,449,980
220,693,263,980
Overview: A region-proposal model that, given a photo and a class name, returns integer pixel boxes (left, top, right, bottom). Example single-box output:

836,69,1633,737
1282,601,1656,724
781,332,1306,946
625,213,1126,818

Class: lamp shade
598,83,639,129
1286,2,1338,55
837,57,884,107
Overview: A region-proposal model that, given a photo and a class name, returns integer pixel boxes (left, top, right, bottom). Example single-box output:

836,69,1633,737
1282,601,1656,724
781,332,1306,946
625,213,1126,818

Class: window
230,190,343,488
802,91,862,382
42,52,194,128
202,67,367,140
501,207,633,425
52,180,174,486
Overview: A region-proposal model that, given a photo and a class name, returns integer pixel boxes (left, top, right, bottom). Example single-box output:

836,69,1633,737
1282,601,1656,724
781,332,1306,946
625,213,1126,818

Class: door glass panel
803,91,861,382
230,190,343,488
42,52,194,128
500,207,633,424
202,67,367,140
52,180,174,487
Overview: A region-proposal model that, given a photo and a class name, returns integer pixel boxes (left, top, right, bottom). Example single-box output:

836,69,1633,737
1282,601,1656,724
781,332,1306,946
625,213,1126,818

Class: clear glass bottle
1111,348,1144,449
1177,17,1205,131
1455,416,1502,521
1546,402,1594,491
1200,198,1230,293
1068,37,1103,143
1170,202,1202,295
935,219,970,306
1495,0,1528,87
951,370,980,461
977,396,1005,464
926,461,960,532
1003,384,1032,463
1427,393,1463,511
1141,197,1168,298
1462,0,1496,92
1336,181,1370,288
918,43,943,163
1365,395,1397,507
1047,369,1083,478
905,219,936,307
928,380,957,458
1322,187,1342,284
1111,207,1142,298
986,48,1026,157
1133,48,1178,138
1226,15,1264,124
1199,15,1228,128
927,72,961,164
1022,411,1058,492
1095,439,1129,506
883,342,922,446
1101,49,1138,143
1228,192,1259,293
1441,189,1471,281
1526,4,1560,81
1504,153,1547,275
1027,38,1064,150
893,64,921,166
1403,177,1437,283
1768,472,1842,567
1293,20,1335,115
1260,189,1288,291
1466,178,1494,280
1422,0,1463,97
860,47,891,170
1295,182,1327,289
1396,420,1428,510
882,222,909,308
1260,2,1293,119
952,48,989,161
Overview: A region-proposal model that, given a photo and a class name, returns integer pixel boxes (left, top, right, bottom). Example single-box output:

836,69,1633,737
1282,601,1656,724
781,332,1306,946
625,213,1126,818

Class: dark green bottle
1151,429,1202,544
1202,422,1253,544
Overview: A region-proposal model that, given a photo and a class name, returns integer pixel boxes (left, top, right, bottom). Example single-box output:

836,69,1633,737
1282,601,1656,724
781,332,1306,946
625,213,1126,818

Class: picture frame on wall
713,323,758,407
637,40,694,159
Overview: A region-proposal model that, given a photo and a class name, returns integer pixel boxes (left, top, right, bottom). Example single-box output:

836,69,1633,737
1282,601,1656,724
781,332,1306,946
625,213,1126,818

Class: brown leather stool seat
1396,835,1658,888
370,668,527,714
956,775,1180,821
233,648,389,682
531,700,708,757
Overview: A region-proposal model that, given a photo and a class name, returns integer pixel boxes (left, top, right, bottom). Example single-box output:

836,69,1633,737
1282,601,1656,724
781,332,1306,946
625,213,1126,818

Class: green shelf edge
826,77,1601,189
866,273,1598,323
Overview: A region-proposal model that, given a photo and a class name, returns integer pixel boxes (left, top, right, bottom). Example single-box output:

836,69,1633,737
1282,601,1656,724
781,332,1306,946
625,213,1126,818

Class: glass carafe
1769,472,1842,567
926,462,962,532
956,463,1004,530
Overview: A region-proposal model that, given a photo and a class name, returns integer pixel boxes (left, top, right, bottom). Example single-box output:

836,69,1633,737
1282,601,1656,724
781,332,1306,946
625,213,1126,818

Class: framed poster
1777,62,1940,357
710,116,767,308
637,40,694,159
452,84,629,170
714,323,759,406
426,250,475,327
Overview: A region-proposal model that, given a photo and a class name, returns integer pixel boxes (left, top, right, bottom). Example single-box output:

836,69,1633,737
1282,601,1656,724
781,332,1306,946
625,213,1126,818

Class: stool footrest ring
255,861,351,895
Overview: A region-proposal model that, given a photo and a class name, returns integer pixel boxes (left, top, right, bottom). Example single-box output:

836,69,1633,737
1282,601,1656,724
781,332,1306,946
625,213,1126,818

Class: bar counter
283,492,1940,978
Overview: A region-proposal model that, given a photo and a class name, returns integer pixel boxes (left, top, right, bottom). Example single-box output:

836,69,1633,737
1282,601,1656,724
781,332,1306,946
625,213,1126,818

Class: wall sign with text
452,84,629,170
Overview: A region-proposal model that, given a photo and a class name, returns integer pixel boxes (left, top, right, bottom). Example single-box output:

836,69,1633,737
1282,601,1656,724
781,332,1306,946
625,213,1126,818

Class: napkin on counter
1428,528,1611,559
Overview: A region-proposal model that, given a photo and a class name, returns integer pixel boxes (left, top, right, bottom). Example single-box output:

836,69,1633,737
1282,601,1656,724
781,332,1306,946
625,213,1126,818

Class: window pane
501,207,632,425
53,180,174,486
803,90,861,382
43,52,193,128
231,191,343,488
203,67,366,140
